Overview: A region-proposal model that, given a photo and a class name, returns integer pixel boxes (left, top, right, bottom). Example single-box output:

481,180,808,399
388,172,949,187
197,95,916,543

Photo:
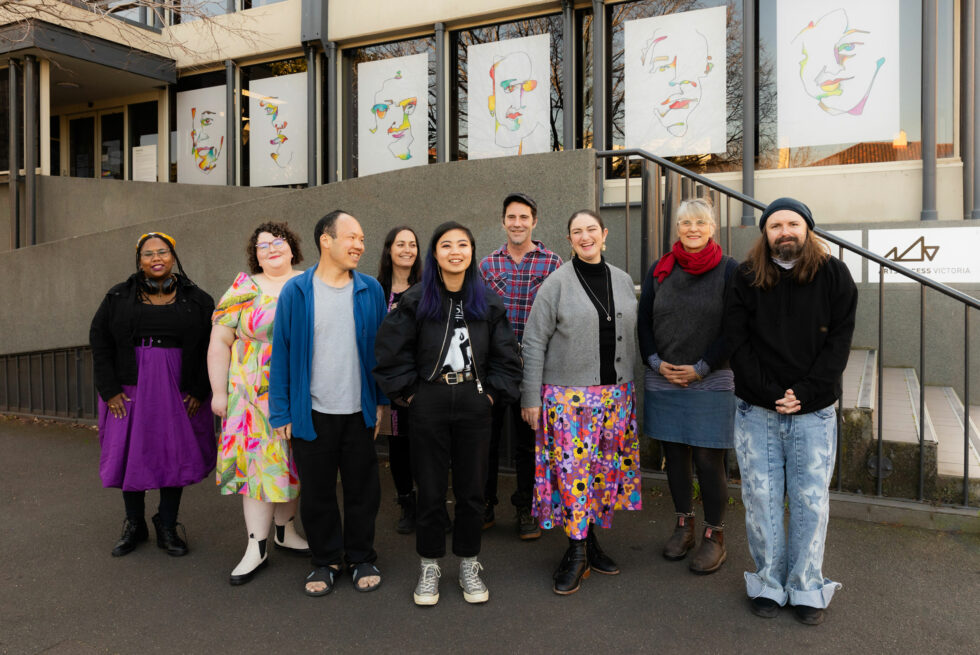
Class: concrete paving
1,417,978,654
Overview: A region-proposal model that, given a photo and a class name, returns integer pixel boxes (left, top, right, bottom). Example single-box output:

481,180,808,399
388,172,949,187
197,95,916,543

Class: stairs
839,349,980,504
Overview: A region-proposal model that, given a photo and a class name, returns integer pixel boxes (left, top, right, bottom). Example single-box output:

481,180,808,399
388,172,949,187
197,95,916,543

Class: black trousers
485,400,536,509
388,407,414,497
410,381,492,559
292,411,380,568
122,487,182,527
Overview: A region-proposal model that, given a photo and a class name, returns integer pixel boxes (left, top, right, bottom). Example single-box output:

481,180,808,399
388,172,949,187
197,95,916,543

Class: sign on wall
356,53,429,177
176,85,227,185
467,33,551,160
776,0,900,149
868,227,980,284
624,6,727,157
249,73,308,187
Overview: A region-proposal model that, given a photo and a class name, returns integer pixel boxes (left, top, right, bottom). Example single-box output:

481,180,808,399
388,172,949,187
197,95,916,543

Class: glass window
0,66,31,174
49,116,60,177
176,0,231,24
129,101,158,181
451,14,565,161
69,116,95,178
243,0,288,7
171,71,226,182
240,57,308,187
606,0,743,176
100,112,124,179
345,37,436,178
757,0,954,169
105,1,145,24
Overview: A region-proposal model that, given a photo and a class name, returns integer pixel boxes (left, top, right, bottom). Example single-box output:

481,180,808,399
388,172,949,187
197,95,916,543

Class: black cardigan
89,273,215,401
724,257,857,413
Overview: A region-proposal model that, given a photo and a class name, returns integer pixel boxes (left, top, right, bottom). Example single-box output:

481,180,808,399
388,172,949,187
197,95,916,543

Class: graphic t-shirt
439,296,473,375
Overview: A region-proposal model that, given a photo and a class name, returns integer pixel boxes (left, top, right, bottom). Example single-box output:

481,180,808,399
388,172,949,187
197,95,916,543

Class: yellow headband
137,232,176,250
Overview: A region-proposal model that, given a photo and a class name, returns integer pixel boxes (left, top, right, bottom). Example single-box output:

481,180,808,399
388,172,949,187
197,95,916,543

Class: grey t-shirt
310,275,362,415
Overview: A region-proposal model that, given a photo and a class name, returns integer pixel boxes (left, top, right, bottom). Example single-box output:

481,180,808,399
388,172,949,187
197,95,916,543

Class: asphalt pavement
1,417,978,654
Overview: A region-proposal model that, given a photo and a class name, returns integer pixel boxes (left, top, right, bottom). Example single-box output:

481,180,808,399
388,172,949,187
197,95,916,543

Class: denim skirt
643,389,735,449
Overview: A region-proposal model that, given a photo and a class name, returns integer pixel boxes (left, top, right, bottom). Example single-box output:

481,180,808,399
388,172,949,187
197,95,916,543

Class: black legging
123,487,183,527
661,442,727,526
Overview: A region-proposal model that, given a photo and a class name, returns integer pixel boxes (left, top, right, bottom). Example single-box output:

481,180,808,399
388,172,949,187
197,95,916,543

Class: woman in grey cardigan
520,209,641,595
637,198,737,575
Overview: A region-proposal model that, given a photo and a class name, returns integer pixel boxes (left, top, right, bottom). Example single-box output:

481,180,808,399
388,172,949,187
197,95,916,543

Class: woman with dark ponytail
90,232,216,558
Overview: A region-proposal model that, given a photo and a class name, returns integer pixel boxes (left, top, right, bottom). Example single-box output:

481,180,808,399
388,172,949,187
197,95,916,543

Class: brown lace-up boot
689,523,726,575
662,512,696,561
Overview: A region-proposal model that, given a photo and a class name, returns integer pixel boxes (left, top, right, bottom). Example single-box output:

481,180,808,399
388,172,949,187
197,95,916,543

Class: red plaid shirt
480,240,562,343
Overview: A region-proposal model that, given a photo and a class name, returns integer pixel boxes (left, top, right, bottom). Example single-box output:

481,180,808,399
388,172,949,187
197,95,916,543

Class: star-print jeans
734,399,842,609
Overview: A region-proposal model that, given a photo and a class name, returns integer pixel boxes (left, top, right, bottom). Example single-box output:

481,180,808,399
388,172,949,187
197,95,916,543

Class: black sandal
350,562,382,593
303,565,340,597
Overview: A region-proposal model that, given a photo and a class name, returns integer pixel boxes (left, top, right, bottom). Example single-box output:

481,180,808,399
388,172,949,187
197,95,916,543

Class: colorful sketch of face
368,71,418,161
260,98,292,168
640,27,713,138
793,8,885,116
190,107,223,173
488,52,541,151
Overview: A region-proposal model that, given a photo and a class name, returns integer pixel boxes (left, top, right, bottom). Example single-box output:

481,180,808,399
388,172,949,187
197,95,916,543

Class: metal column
306,45,318,186
24,55,36,245
326,42,338,183
973,0,980,218
741,0,756,225
225,59,236,186
921,0,938,220
435,22,448,162
8,59,20,250
561,1,576,150
591,0,606,154
961,0,975,219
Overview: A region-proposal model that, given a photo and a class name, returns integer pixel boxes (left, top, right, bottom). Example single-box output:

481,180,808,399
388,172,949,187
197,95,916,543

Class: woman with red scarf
638,198,737,575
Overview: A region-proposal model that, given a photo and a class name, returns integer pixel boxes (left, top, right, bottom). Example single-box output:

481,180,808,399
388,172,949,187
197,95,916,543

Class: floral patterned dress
212,272,299,501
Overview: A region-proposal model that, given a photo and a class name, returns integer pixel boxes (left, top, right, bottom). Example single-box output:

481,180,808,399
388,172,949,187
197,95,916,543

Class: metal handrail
597,148,978,508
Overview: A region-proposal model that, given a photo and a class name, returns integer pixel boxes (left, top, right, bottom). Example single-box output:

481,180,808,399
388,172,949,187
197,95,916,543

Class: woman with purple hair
374,221,522,607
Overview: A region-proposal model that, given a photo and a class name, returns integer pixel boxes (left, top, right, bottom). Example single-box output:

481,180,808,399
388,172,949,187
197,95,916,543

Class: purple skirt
98,344,216,491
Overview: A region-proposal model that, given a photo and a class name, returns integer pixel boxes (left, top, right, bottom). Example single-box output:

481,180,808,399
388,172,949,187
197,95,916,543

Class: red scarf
652,239,723,282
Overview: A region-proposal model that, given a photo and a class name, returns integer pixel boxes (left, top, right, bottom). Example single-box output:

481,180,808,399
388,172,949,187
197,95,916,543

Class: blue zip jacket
269,267,388,440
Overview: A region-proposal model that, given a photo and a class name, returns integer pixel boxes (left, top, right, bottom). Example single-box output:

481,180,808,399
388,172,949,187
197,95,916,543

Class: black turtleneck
572,256,617,385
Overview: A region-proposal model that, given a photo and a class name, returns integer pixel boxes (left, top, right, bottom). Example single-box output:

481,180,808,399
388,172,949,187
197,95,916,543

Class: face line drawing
639,27,713,137
190,106,224,173
259,97,292,169
368,70,418,161
487,51,543,154
792,8,886,116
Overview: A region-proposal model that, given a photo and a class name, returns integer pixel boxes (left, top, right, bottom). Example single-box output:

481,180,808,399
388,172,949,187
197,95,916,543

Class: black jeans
410,380,492,559
388,407,414,497
485,400,536,509
292,411,380,568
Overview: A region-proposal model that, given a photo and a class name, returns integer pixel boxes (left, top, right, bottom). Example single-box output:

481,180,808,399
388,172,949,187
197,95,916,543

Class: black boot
585,527,620,575
152,513,188,557
553,538,589,595
396,492,416,534
111,517,148,557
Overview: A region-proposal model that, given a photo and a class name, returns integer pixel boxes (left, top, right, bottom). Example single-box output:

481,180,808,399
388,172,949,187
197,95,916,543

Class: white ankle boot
230,535,268,586
274,518,310,554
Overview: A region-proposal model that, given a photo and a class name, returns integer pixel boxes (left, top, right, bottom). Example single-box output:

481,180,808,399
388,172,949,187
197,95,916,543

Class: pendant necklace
574,263,612,322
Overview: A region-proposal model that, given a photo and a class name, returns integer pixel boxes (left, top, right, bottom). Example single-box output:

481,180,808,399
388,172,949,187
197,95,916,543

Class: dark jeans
410,381,492,559
661,441,728,526
485,400,536,509
292,411,380,568
388,407,414,497
123,487,183,527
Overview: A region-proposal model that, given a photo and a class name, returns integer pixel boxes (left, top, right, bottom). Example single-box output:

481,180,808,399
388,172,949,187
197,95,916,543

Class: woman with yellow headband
90,232,216,558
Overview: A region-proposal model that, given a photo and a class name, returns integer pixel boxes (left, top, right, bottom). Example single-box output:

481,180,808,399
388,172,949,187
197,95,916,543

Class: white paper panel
248,73,308,187
176,85,227,185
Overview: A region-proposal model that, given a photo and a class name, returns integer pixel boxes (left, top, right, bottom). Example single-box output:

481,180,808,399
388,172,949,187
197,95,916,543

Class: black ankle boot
553,539,589,595
111,517,148,557
396,492,416,534
152,513,188,557
586,528,620,575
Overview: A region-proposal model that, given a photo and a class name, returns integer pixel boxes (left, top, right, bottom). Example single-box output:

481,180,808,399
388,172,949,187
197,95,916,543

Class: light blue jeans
734,400,842,609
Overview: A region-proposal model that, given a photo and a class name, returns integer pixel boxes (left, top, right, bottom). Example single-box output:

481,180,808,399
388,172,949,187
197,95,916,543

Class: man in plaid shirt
479,192,562,540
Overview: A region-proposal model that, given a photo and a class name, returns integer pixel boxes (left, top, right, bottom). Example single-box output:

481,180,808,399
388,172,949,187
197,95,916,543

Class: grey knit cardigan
520,260,638,407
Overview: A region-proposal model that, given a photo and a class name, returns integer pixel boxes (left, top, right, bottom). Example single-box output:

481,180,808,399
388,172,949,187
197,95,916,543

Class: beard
773,237,803,260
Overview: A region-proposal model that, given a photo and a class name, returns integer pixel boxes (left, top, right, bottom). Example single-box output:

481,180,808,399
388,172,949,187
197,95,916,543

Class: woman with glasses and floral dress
208,222,310,585
90,232,215,558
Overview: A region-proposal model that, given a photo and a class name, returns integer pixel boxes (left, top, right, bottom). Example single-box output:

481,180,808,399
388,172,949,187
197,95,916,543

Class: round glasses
256,238,287,252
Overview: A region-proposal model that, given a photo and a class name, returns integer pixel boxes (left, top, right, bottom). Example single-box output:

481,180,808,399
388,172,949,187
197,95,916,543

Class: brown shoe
689,523,726,574
662,512,696,561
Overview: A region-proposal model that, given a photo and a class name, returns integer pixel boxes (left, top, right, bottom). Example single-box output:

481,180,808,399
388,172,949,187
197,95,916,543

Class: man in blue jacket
270,209,388,596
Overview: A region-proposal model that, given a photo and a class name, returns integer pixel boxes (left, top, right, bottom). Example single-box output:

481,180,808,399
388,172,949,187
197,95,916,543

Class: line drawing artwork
468,34,550,160
357,53,428,177
776,0,899,149
177,85,226,185
249,72,307,186
624,7,727,158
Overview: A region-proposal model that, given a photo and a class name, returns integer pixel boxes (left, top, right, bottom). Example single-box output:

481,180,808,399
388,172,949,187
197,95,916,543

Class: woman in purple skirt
90,232,216,557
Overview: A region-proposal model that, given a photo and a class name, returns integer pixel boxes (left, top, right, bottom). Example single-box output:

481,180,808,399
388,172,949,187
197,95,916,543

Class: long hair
417,221,488,322
376,225,422,298
744,229,830,290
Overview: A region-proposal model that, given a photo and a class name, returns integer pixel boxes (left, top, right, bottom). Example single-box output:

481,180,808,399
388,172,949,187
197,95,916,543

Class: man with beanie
725,197,857,625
